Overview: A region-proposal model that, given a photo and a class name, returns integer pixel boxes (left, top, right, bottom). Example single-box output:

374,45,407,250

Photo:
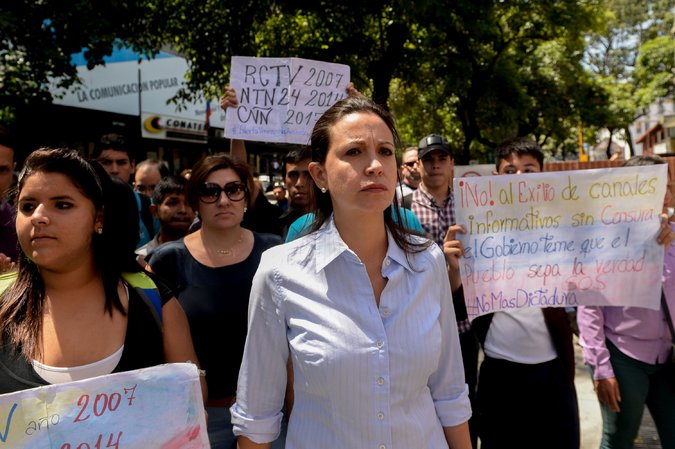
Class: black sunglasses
198,182,247,203
418,135,448,149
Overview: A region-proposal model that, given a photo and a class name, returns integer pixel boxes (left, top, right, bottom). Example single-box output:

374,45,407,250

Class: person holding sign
0,148,205,398
232,96,472,449
577,155,675,449
445,138,579,449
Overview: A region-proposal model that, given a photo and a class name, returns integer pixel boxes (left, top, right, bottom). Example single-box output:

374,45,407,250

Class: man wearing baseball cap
411,134,455,245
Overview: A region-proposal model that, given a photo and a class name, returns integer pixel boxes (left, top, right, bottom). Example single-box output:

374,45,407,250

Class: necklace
213,232,244,257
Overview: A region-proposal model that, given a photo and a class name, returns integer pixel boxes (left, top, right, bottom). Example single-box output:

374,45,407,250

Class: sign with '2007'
0,363,207,449
225,56,351,145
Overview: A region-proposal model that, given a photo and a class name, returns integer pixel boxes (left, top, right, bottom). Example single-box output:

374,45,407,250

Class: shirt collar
314,214,414,273
385,228,415,273
314,216,350,272
418,183,452,205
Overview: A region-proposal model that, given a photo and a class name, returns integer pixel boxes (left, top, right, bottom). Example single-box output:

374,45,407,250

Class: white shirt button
377,412,385,420
384,258,391,266
379,445,386,449
381,307,390,316
376,341,384,349
376,377,385,385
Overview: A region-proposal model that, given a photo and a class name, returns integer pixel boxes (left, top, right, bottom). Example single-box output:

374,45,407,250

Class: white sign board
454,165,668,319
224,56,351,144
0,363,208,449
454,164,495,178
52,56,226,130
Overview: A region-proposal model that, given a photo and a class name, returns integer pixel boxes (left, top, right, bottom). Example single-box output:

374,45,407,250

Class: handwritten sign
454,165,668,319
224,56,351,144
0,363,208,449
455,164,495,178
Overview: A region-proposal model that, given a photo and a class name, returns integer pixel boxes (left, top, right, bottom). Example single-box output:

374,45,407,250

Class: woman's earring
320,187,327,193
244,207,248,213
96,226,103,234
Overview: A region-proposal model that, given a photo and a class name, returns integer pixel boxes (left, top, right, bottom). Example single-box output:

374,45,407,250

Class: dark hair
0,148,140,359
623,155,665,167
0,124,17,153
95,133,135,161
309,96,428,254
153,175,188,205
495,137,544,171
282,147,312,177
186,154,254,211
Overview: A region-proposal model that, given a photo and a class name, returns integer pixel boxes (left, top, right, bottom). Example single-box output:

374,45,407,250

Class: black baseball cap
418,134,453,159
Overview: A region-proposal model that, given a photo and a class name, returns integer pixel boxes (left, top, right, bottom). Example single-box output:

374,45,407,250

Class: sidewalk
574,335,602,449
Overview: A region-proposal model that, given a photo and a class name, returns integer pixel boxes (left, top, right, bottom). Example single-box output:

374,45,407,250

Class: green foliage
635,35,675,102
0,1,166,121
388,78,463,148
583,0,674,154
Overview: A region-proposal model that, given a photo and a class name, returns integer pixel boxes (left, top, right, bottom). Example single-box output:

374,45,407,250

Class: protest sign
0,363,208,449
454,165,668,320
455,164,495,178
224,56,351,144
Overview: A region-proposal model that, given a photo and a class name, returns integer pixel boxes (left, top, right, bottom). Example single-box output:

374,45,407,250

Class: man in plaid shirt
411,135,456,248
411,134,479,446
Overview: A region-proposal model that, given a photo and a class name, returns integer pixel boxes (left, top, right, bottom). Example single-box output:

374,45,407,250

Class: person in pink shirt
577,155,675,449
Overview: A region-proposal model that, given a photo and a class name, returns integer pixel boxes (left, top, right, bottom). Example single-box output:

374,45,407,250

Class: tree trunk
606,128,614,159
624,126,635,157
368,22,408,109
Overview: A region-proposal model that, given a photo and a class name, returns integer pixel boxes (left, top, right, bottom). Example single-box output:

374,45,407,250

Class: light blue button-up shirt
231,217,471,448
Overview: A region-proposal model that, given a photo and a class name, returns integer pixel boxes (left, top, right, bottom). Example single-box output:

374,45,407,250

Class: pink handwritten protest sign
0,363,207,449
454,165,668,320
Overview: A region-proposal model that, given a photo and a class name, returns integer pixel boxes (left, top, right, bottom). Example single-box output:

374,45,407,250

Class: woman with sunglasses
146,154,282,449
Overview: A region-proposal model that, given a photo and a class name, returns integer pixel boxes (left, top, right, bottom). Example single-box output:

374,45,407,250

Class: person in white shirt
231,96,472,449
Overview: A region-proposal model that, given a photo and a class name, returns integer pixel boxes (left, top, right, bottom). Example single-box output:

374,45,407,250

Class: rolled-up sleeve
427,248,472,427
231,251,289,443
577,305,614,380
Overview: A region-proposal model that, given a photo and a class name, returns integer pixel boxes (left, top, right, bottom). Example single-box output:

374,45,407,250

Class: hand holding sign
443,225,466,292
453,165,669,320
224,56,351,144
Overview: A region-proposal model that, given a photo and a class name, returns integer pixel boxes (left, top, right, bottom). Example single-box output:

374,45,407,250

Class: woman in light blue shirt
232,96,472,449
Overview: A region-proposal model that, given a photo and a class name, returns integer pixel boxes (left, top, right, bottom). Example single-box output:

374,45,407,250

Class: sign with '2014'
225,56,351,145
0,363,207,449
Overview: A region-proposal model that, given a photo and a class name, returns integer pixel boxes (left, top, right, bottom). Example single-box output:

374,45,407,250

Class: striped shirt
231,216,471,448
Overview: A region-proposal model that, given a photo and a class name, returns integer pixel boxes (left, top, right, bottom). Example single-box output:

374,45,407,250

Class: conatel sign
141,113,208,142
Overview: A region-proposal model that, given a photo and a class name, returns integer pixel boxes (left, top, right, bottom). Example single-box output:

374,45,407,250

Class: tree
397,0,604,162
583,0,674,157
634,35,675,102
0,1,166,121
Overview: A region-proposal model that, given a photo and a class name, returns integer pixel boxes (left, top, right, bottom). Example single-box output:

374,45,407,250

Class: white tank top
32,345,124,384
